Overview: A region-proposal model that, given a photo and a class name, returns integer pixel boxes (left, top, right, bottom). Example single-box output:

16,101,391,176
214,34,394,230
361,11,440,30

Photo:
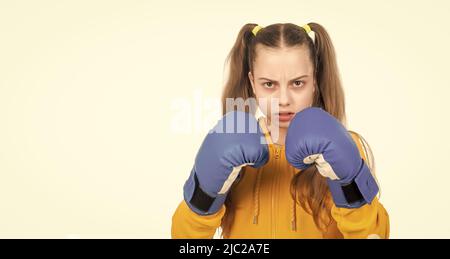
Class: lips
275,112,295,122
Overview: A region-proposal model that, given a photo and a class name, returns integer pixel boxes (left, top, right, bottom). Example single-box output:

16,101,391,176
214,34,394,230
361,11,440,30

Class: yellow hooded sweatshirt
172,124,390,239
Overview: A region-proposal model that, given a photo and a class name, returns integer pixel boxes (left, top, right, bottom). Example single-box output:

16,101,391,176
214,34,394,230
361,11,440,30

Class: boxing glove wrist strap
184,171,228,215
328,160,379,208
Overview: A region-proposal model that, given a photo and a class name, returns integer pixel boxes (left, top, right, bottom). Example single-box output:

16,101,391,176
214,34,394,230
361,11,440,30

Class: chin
278,121,290,128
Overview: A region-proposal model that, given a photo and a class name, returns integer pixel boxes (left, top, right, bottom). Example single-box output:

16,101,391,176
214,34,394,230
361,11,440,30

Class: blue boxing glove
285,107,378,208
183,111,269,215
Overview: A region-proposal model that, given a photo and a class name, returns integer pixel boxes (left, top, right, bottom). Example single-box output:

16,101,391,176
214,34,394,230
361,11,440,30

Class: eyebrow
257,75,309,83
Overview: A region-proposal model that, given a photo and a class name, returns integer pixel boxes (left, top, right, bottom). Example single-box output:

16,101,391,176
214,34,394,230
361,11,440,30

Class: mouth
274,112,295,122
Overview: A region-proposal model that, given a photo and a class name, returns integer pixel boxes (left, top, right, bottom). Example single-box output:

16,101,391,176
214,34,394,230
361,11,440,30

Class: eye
293,80,305,88
263,82,274,89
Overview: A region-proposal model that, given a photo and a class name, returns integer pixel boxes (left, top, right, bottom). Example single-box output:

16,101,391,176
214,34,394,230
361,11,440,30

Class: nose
278,85,290,107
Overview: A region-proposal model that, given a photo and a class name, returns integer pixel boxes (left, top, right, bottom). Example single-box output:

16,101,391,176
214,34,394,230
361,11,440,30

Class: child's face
248,44,315,129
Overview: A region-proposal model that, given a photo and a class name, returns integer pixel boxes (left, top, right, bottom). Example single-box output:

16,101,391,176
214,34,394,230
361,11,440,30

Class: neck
269,126,287,146
262,118,287,146
277,127,287,145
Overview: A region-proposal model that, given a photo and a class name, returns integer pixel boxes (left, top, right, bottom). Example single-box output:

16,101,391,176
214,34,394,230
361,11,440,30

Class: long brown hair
220,22,347,234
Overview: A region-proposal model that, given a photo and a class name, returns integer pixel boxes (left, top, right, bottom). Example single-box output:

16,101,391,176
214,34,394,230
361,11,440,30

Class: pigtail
308,23,346,124
221,24,258,114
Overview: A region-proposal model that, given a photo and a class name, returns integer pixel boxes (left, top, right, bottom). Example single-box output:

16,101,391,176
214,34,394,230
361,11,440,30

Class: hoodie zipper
272,145,281,239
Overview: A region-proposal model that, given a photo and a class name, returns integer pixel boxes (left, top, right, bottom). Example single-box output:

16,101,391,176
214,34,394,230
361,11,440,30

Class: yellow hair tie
252,25,263,36
302,24,312,34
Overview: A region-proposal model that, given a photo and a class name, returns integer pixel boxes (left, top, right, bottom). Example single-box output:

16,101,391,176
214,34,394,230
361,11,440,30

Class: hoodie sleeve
330,132,390,239
171,200,225,239
331,197,390,239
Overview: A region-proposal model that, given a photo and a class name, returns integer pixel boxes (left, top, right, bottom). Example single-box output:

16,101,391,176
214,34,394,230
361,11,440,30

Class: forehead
253,45,313,76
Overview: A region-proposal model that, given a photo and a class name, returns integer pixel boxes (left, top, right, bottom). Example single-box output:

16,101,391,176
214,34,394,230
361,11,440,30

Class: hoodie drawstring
291,169,297,231
253,169,262,224
253,116,270,226
252,115,298,232
252,157,299,232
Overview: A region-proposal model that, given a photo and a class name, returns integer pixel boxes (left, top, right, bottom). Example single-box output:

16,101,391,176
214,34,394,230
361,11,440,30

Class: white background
0,0,449,238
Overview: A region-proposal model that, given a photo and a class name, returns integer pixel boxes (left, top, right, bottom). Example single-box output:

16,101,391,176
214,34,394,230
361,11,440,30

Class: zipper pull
274,146,280,159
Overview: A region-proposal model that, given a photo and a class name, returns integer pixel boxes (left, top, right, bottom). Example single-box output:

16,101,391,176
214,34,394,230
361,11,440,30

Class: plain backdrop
0,0,449,238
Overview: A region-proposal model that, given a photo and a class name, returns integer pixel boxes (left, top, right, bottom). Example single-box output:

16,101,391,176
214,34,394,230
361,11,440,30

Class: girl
172,22,389,239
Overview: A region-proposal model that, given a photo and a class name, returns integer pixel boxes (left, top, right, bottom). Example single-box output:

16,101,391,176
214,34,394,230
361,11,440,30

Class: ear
248,71,256,94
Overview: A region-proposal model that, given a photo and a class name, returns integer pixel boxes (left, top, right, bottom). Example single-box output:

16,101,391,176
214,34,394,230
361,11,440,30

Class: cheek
253,87,275,114
254,84,273,97
291,87,315,112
